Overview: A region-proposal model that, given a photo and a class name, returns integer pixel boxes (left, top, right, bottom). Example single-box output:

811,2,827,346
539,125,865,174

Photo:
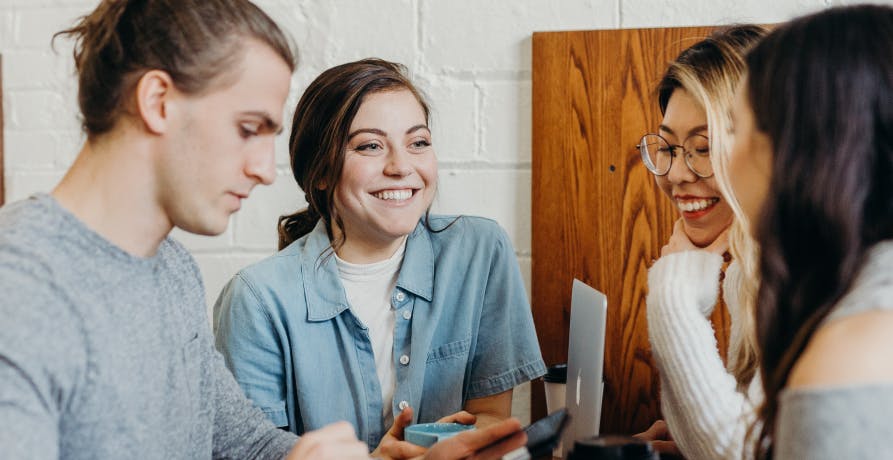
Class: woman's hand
416,418,526,460
285,421,370,460
374,408,479,459
436,410,477,425
662,219,729,257
633,420,682,457
372,407,428,460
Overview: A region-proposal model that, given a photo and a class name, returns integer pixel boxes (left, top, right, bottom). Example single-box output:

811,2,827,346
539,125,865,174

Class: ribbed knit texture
647,250,762,460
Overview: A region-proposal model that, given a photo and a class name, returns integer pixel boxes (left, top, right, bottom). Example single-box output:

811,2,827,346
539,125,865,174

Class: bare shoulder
788,309,893,388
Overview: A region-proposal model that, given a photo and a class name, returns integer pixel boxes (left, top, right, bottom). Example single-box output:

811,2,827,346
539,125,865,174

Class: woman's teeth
678,198,719,212
374,190,413,201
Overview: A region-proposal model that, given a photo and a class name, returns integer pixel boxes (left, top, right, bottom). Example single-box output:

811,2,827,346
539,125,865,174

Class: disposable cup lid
544,363,567,383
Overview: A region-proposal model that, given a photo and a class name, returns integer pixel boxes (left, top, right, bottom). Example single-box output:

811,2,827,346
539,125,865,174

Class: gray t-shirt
0,194,297,459
775,241,893,459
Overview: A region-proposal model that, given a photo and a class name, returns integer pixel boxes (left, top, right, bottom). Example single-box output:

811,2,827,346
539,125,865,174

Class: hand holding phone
501,409,570,460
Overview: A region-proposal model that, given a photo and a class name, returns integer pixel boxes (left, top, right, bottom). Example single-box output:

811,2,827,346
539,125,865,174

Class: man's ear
135,70,175,135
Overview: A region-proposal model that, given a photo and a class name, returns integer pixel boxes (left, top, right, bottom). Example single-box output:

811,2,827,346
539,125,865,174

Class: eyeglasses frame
637,132,714,179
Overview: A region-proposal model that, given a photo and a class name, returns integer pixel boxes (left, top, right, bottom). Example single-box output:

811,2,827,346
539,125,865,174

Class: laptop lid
562,279,607,456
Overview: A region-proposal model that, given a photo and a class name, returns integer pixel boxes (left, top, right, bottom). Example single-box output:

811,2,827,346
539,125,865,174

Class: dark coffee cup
568,435,657,460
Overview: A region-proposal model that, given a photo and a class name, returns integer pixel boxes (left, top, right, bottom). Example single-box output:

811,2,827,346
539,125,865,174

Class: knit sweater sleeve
646,251,755,460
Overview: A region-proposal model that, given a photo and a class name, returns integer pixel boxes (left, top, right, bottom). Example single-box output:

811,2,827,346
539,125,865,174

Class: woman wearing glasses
635,25,767,459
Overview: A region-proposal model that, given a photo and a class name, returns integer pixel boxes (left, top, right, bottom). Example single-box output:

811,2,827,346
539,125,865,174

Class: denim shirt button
399,354,410,365
398,400,409,411
395,292,406,302
402,309,412,320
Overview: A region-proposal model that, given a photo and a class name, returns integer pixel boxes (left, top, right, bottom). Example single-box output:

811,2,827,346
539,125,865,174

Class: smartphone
501,409,570,460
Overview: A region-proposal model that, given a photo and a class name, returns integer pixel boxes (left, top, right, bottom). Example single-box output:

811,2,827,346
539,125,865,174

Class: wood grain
531,26,728,435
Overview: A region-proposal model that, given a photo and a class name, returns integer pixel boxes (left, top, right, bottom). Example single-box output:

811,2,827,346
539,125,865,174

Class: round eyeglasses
638,133,713,178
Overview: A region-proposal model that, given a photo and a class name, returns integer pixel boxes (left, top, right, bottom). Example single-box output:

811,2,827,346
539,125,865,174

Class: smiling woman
646,87,733,245
212,58,546,459
334,89,438,263
636,25,769,460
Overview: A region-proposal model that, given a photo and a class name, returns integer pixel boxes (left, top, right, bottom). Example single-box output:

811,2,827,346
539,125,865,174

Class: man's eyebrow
347,128,387,140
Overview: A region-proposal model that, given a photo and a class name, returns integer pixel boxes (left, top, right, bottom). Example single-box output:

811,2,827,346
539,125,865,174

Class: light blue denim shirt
213,215,546,448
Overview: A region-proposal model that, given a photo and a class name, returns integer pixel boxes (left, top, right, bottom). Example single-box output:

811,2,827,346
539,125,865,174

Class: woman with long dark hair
728,5,893,458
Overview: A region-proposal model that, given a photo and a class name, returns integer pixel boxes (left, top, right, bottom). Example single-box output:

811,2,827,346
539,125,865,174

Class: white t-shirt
335,240,406,427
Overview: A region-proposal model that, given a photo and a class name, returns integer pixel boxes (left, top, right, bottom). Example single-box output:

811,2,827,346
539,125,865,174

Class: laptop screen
562,279,607,456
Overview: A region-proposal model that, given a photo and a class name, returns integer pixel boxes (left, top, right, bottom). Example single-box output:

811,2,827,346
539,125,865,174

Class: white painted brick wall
3,0,886,426
421,0,617,74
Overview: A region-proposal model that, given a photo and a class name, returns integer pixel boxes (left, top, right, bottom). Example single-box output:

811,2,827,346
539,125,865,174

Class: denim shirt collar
301,219,434,322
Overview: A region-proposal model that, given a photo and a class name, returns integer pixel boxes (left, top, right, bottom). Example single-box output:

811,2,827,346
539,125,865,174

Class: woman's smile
675,195,721,219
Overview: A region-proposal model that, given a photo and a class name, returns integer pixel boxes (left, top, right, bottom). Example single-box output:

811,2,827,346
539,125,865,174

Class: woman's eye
411,139,432,149
356,143,383,152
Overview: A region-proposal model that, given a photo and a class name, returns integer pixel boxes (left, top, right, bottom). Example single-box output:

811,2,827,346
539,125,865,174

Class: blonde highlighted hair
657,25,768,389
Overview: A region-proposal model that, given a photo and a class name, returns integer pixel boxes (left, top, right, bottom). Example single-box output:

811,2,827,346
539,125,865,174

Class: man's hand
633,419,681,457
285,421,369,460
417,418,526,460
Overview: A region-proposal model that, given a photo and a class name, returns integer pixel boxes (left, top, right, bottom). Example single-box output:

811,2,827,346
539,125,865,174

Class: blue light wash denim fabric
213,215,546,448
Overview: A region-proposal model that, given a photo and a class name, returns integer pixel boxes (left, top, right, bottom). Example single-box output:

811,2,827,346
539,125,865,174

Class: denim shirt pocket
423,337,472,416
426,338,472,363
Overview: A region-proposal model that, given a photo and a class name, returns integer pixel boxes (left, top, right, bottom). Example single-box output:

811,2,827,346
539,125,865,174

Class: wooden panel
531,27,729,435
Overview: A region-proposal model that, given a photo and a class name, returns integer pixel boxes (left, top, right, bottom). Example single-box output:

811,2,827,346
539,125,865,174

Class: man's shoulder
0,238,84,359
0,194,59,242
0,196,64,281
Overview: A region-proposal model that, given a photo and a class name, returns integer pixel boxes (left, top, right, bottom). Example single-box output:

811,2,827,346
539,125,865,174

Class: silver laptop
562,279,607,457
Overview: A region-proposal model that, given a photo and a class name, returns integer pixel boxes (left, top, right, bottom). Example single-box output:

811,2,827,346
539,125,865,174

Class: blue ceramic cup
404,422,475,447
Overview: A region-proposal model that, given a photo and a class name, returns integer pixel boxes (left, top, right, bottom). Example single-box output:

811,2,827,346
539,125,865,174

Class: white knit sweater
646,251,762,460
